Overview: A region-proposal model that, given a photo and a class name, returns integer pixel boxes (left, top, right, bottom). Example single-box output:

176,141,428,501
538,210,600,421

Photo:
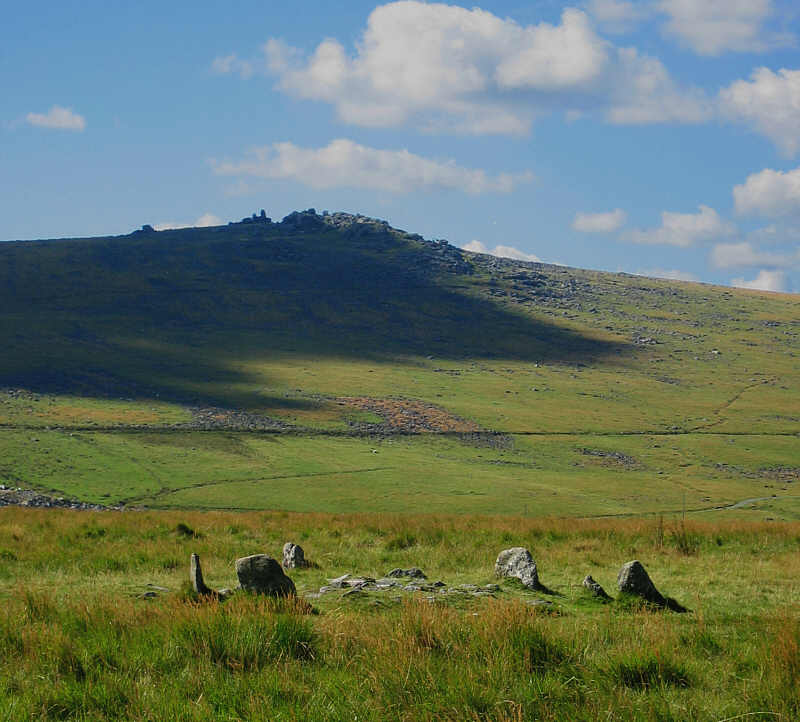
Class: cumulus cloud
719,68,800,157
733,166,800,217
710,241,792,269
26,105,86,131
585,0,650,34
462,240,541,263
732,269,788,292
212,139,532,194
658,0,793,56
635,268,699,282
572,208,627,232
625,205,736,247
215,2,710,134
153,213,222,231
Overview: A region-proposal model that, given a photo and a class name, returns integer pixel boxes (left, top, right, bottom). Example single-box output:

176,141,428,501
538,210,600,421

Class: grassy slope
0,508,798,720
1,214,798,517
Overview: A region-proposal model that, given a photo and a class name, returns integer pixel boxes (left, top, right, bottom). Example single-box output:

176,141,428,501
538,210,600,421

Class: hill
1,209,798,517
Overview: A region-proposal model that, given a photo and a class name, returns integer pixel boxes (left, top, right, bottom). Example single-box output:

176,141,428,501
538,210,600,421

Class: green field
1,212,797,518
1,507,798,720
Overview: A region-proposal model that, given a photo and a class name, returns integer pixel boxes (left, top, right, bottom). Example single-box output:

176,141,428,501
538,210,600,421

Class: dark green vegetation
1,210,797,516
1,508,798,720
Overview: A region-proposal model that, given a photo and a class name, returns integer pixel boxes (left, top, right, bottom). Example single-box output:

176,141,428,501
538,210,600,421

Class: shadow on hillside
0,223,628,410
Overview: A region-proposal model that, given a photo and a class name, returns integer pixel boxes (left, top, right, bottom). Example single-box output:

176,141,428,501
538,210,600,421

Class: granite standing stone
282,542,307,569
616,560,667,606
495,547,540,589
235,554,296,597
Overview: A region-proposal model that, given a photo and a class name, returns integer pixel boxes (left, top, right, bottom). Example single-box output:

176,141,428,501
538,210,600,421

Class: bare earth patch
336,397,481,433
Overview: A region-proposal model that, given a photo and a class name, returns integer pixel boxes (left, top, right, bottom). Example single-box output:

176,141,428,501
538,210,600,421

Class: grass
0,507,798,720
0,217,797,518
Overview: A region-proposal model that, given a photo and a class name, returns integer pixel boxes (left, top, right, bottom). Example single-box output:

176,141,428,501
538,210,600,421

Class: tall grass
0,507,798,719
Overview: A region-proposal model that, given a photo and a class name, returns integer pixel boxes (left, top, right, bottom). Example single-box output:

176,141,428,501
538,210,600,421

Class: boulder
282,542,307,569
495,547,540,589
616,560,666,606
582,574,612,600
190,553,213,596
235,554,296,597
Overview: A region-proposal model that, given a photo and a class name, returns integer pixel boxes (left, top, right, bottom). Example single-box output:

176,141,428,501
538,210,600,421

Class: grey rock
582,574,612,600
190,553,213,596
327,574,351,589
616,560,666,606
235,554,296,597
282,542,307,569
495,547,540,589
387,567,427,579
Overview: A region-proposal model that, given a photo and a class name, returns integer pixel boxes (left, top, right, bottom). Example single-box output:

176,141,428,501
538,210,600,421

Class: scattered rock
387,567,427,579
235,554,296,597
282,542,308,569
495,547,540,589
582,574,612,600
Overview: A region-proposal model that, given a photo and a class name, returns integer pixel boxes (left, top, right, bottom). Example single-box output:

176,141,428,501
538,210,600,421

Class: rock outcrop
235,554,296,597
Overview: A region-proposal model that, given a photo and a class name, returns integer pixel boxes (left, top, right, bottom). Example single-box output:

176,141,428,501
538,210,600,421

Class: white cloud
605,47,712,124
732,269,788,292
710,241,792,269
658,0,794,56
218,2,709,134
585,0,651,34
153,213,222,231
212,139,532,194
733,166,800,217
572,208,627,232
635,268,699,282
719,68,800,156
462,240,541,263
625,205,736,247
212,54,254,78
26,105,86,131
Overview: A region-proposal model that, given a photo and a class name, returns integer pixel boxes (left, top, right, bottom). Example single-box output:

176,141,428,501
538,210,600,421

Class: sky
3,1,800,293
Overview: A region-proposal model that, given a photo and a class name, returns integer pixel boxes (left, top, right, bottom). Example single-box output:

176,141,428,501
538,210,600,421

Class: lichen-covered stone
494,547,539,589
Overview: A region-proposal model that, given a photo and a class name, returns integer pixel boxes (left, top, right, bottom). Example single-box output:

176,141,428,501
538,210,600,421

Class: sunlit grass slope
1,212,797,516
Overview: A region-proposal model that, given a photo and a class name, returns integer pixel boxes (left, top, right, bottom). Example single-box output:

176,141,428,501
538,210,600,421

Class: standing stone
190,553,213,596
282,542,307,569
235,554,296,597
617,560,666,606
495,547,540,589
582,574,612,600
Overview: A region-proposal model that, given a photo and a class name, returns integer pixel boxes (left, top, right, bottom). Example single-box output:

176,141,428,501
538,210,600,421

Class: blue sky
3,1,800,292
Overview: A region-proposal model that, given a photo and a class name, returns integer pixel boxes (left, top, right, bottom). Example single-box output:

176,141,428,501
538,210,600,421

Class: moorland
0,209,798,720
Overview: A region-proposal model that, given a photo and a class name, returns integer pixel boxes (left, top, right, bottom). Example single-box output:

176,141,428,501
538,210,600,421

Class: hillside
1,209,798,517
